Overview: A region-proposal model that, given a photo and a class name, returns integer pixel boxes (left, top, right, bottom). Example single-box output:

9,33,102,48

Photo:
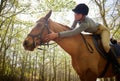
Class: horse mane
49,19,71,32
57,23,71,30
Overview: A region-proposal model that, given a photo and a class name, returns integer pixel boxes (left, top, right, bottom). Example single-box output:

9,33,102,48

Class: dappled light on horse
23,10,120,81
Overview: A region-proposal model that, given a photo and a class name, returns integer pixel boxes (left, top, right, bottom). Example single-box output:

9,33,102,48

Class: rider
45,3,120,73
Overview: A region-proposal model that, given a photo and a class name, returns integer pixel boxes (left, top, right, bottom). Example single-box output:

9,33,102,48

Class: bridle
28,20,51,48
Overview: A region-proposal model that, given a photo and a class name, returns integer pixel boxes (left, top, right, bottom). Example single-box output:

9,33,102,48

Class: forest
0,0,120,81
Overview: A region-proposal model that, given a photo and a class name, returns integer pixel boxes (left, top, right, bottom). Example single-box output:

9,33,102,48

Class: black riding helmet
72,4,89,15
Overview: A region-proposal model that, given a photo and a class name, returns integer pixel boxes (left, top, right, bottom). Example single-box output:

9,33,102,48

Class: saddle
81,34,120,57
92,35,120,58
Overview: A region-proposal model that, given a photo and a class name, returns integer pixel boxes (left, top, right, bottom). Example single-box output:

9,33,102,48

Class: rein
81,34,94,53
28,20,51,49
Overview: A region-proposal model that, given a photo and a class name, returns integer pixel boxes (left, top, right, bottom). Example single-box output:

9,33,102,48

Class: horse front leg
72,59,98,81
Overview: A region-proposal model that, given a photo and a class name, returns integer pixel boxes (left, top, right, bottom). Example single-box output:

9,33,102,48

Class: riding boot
108,49,120,74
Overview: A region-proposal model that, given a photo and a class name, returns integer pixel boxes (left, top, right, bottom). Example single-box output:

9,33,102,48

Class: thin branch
111,0,119,16
0,0,16,16
0,0,7,14
0,8,26,29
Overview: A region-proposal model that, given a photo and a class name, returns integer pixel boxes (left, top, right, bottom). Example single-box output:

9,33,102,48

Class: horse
23,10,120,81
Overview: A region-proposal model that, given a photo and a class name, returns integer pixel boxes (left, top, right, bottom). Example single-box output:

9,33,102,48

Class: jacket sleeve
59,22,88,37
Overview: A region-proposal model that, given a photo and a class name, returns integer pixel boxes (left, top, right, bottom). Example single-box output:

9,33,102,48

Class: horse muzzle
23,40,35,51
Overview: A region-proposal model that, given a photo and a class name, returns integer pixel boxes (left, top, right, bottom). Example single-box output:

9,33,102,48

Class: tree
91,0,120,40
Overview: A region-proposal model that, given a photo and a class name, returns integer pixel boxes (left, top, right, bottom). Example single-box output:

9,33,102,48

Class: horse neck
49,19,69,33
48,19,87,56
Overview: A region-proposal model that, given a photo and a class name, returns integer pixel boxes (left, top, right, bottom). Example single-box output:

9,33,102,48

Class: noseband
28,20,51,48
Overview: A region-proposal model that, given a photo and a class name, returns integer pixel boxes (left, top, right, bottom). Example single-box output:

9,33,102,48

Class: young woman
45,4,120,72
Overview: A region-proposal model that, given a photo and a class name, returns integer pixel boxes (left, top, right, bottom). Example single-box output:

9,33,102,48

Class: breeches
94,24,110,53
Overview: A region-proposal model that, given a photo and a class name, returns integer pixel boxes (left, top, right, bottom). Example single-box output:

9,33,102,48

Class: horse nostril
23,40,28,46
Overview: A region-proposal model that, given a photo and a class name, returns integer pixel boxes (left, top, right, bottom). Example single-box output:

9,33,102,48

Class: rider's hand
45,32,59,41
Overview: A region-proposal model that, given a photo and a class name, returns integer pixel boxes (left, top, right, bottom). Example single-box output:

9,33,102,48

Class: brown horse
23,10,120,81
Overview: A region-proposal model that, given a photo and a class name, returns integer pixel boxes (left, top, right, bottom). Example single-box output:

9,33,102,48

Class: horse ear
44,10,52,20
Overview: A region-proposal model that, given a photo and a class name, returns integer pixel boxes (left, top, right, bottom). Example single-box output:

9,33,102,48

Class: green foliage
43,0,76,11
0,0,119,81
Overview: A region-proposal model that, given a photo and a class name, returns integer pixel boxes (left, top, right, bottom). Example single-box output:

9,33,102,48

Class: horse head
23,10,52,51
